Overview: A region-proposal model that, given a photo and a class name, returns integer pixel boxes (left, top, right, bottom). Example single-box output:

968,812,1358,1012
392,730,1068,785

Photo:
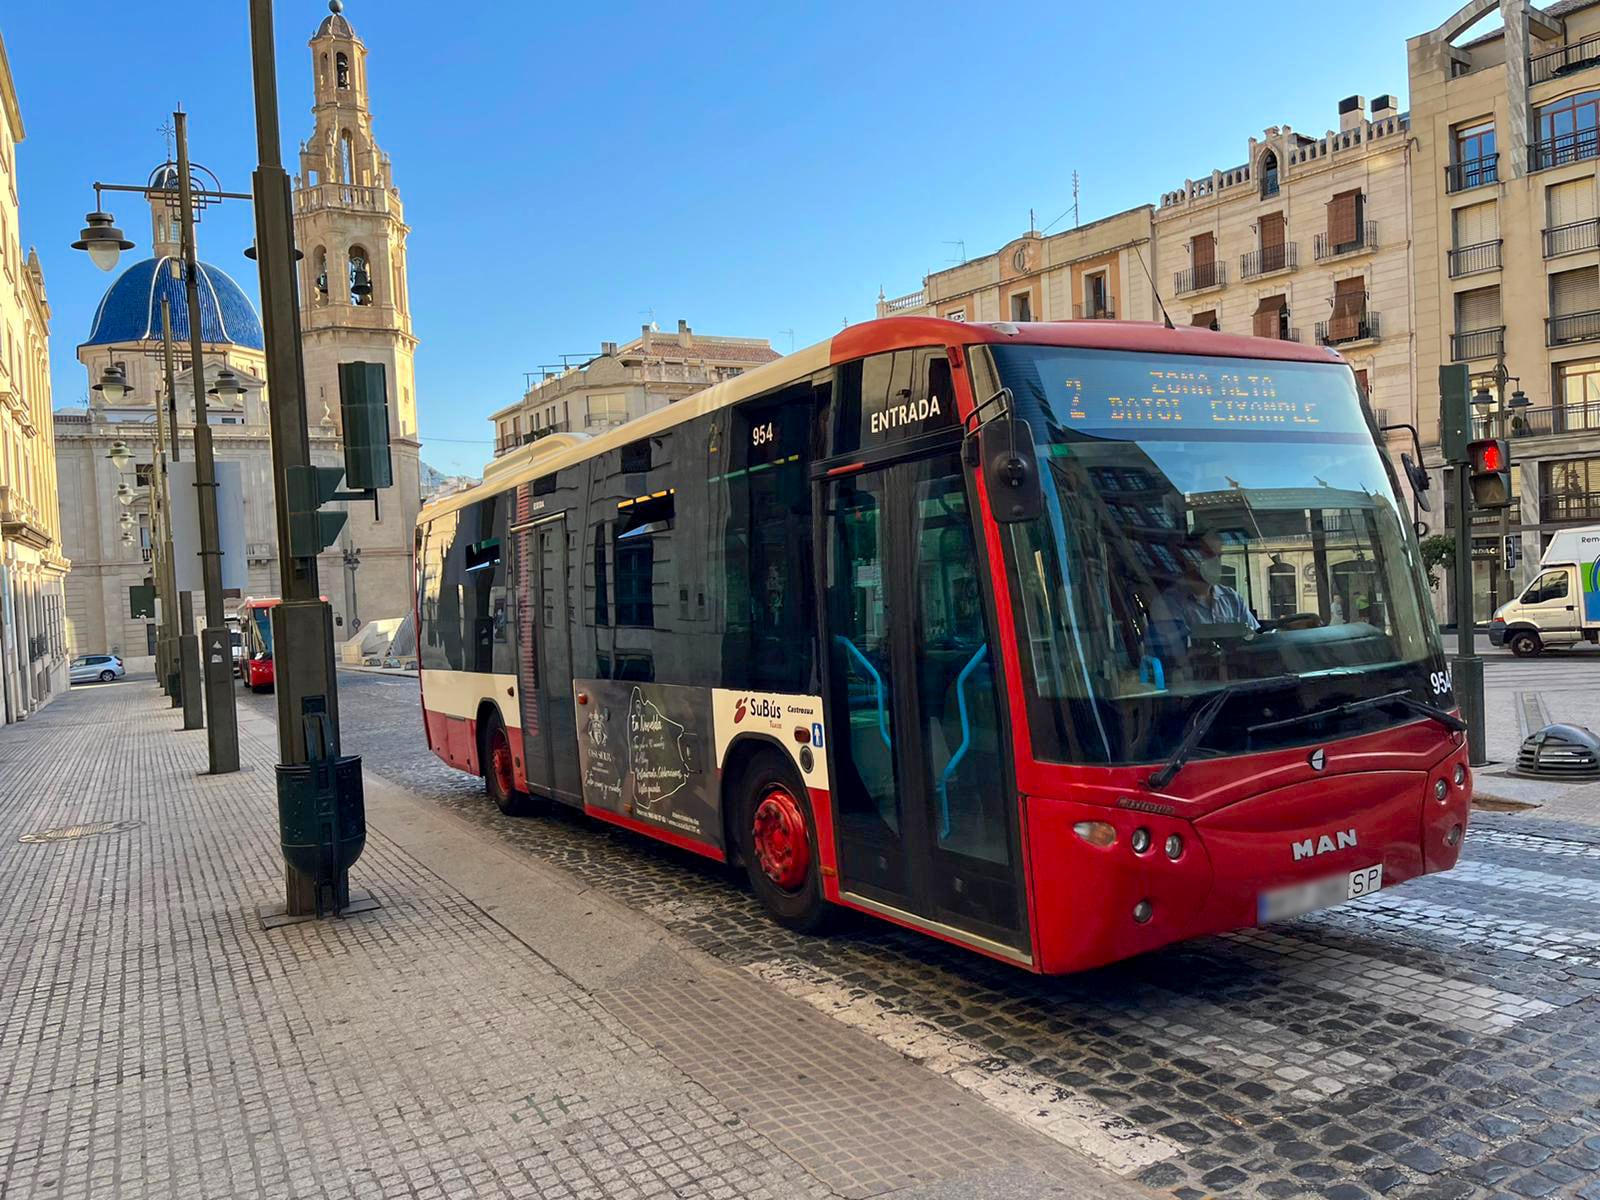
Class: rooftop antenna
639,306,658,331
1029,208,1036,235
1072,170,1081,228
779,328,795,353
943,239,967,264
1132,241,1176,331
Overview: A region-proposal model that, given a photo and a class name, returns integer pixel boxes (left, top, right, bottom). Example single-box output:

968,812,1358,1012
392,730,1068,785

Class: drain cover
18,819,141,844
1516,724,1600,781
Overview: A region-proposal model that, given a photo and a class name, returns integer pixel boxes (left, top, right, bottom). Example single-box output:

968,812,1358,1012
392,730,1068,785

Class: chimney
601,340,618,357
1338,94,1366,133
641,323,653,353
677,318,692,348
1370,94,1398,122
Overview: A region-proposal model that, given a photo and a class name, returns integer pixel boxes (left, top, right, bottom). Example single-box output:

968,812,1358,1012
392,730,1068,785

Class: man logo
1292,829,1358,861
1308,748,1327,771
734,698,747,724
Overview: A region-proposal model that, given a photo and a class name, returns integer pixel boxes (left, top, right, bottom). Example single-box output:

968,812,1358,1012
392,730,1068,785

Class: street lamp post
72,118,252,774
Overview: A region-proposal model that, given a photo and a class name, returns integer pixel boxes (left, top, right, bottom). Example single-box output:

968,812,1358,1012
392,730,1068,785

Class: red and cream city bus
414,317,1472,974
238,596,280,693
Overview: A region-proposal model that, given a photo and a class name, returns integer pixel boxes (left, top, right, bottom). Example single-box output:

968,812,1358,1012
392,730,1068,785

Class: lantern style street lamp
106,439,134,472
72,210,135,272
92,364,132,404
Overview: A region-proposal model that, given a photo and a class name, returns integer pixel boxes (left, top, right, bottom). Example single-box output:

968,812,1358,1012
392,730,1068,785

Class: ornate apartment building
1156,96,1414,437
489,321,780,457
1410,0,1600,619
876,205,1158,327
0,32,68,721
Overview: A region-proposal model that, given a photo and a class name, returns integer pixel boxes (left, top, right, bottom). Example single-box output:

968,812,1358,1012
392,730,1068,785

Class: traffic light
338,362,393,491
285,464,349,557
1467,438,1512,509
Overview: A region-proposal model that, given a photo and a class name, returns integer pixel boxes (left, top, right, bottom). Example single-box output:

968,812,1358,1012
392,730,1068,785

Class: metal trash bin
1516,723,1600,781
276,712,366,915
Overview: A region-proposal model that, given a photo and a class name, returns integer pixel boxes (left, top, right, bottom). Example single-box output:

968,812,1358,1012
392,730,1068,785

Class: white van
1489,525,1600,656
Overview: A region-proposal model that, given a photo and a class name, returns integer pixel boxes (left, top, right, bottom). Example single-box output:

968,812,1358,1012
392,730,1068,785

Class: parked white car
69,654,125,684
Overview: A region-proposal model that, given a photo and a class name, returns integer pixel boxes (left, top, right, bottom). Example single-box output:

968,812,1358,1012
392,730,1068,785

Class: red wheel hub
752,786,811,892
489,729,515,797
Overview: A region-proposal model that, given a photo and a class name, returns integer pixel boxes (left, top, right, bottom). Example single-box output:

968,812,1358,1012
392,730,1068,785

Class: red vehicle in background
238,597,279,693
413,317,1472,974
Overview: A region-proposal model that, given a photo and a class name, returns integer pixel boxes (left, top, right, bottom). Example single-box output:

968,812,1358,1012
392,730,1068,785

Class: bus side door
518,513,581,802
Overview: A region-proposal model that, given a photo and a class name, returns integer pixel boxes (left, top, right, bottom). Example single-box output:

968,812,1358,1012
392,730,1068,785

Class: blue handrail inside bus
833,636,891,749
938,643,989,840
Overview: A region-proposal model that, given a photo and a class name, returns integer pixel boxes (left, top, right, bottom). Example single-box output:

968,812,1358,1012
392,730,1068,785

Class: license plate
1258,864,1383,924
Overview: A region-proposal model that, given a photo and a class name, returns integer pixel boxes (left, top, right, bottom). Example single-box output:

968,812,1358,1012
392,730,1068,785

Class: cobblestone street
282,667,1600,1200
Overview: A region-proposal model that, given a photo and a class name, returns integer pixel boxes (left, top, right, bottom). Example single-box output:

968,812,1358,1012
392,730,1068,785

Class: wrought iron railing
1072,302,1116,319
1449,239,1502,277
1530,35,1600,85
1240,243,1298,278
1547,309,1600,346
1475,402,1600,439
1531,129,1600,171
1315,312,1382,346
1174,262,1225,294
1451,326,1505,360
1543,491,1600,522
1314,222,1378,260
1544,218,1600,258
1445,155,1498,193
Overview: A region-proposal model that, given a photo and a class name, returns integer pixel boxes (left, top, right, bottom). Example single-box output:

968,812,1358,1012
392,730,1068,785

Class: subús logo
733,696,781,724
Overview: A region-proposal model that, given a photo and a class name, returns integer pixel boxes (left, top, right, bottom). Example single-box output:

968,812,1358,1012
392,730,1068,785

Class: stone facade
877,205,1158,327
293,2,422,629
1409,0,1600,620
489,320,780,457
0,32,69,721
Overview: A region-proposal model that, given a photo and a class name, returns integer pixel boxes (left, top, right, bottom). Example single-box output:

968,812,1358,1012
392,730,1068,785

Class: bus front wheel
482,709,537,816
737,752,830,934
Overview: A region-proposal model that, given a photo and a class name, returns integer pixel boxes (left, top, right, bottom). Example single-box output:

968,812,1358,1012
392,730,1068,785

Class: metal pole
1496,357,1512,611
156,299,185,707
1452,460,1487,766
174,111,240,773
162,298,204,729
250,0,350,915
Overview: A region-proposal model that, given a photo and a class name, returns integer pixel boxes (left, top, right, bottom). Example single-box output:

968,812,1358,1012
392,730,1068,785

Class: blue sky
5,1,1440,476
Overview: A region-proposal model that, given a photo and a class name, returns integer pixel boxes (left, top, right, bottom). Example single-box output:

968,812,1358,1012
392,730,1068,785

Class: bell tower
293,0,421,629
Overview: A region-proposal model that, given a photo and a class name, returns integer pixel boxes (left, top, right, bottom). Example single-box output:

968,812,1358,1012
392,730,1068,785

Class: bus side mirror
1401,452,1431,513
979,417,1043,523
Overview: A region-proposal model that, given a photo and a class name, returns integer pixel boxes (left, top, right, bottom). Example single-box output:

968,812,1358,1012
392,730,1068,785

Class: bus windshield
250,607,274,657
986,344,1445,766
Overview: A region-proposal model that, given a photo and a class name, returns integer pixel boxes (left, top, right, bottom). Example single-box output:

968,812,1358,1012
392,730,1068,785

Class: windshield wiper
1147,674,1299,790
1248,688,1467,736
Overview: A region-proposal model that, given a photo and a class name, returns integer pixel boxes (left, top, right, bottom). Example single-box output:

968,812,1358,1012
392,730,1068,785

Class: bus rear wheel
482,710,536,816
737,752,829,934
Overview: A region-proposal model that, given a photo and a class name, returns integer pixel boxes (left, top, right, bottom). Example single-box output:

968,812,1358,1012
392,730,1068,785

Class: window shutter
1327,190,1360,247
1353,368,1369,398
1191,309,1217,329
1259,211,1286,248
1253,295,1284,339
1551,267,1600,315
1191,232,1215,266
1331,276,1366,340
1456,286,1502,331
1453,201,1498,247
1549,180,1598,228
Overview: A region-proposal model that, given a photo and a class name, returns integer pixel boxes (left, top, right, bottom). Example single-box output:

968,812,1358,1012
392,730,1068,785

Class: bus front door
821,448,1028,956
518,515,581,803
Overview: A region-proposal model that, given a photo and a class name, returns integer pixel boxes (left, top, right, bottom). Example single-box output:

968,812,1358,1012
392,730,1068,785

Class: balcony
292,182,395,216
1316,312,1382,347
1451,326,1506,360
1240,243,1298,279
1545,218,1600,258
1547,309,1600,346
1530,35,1600,85
1314,222,1379,261
1445,155,1499,193
1449,239,1503,277
1544,491,1600,522
880,289,926,315
1072,302,1116,320
1173,262,1226,295
1531,129,1600,172
1475,401,1600,439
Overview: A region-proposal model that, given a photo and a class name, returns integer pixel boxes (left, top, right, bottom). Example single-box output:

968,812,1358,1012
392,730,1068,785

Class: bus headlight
1165,834,1183,860
1446,823,1463,847
1130,827,1152,854
1454,764,1468,788
1133,899,1153,924
1434,778,1448,802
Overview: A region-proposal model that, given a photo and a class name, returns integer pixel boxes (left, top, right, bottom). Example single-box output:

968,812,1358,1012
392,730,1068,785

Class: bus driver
1145,528,1258,664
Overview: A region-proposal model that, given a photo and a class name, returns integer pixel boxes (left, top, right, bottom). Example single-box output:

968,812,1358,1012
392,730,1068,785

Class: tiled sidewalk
0,674,1135,1200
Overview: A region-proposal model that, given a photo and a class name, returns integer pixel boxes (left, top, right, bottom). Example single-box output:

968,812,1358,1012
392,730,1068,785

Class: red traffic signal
1466,437,1511,509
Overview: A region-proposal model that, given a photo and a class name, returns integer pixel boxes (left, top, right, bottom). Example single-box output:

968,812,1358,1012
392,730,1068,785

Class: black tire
98,670,115,682
1509,630,1542,658
481,708,538,816
735,750,830,934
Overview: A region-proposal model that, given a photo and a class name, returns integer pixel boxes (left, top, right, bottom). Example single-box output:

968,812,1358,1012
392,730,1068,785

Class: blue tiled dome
82,256,265,351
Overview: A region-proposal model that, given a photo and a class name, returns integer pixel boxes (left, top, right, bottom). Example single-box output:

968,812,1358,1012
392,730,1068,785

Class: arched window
1260,150,1280,198
312,247,329,305
349,246,373,306
319,53,329,90
338,131,355,186
336,52,350,89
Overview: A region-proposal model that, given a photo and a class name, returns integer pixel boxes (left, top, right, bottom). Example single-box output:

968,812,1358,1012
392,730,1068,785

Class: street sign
1504,533,1522,572
129,584,155,619
168,459,248,593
